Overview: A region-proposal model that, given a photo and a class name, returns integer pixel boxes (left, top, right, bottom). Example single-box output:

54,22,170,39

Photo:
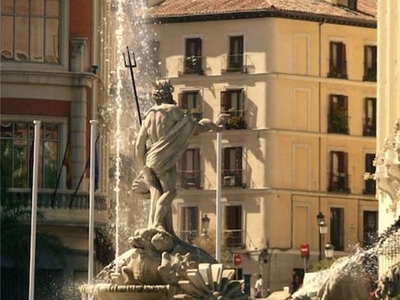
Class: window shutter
342,43,347,74
197,38,202,57
221,91,228,112
363,46,368,75
194,148,200,171
223,147,230,170
241,90,245,114
235,147,242,170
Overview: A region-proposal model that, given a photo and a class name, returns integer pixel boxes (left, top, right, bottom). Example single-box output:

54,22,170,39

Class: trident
123,46,142,125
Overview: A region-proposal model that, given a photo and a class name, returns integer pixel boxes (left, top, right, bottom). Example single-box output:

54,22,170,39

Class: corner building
1,0,110,298
147,0,378,292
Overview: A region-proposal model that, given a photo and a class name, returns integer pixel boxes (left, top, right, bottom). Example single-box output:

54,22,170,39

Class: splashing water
292,219,400,300
100,0,158,257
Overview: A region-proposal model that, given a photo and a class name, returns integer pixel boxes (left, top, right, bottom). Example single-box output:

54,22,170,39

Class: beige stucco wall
151,13,378,291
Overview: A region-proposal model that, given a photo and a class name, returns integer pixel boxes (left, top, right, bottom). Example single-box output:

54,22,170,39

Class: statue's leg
152,167,177,233
148,185,161,228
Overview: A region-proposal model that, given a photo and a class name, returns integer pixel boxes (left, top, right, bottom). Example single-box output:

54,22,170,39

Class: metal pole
123,46,141,125
88,120,98,286
216,132,222,261
29,120,41,300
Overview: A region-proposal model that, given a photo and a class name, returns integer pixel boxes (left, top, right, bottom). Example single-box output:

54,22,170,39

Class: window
363,211,378,248
328,94,349,134
330,207,344,251
184,38,203,75
328,151,350,193
328,42,347,79
364,153,376,195
0,121,61,189
1,0,61,63
178,91,202,120
177,148,201,189
363,45,377,81
180,206,199,243
222,147,243,188
224,205,242,248
227,36,244,72
220,90,247,130
363,98,376,136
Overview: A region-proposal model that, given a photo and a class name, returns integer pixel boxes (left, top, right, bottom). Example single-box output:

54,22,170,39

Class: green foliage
309,258,335,272
1,197,69,267
391,295,400,300
192,233,232,264
328,102,349,134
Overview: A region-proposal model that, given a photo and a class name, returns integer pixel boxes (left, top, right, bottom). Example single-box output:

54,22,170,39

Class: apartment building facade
146,0,378,292
0,0,110,298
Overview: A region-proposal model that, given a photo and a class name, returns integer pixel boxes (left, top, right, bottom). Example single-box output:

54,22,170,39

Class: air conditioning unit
224,176,236,187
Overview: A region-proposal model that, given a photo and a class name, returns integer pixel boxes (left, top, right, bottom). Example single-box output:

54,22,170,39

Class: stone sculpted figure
133,80,227,235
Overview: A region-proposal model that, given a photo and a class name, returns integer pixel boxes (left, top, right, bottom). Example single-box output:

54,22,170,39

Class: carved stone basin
80,283,174,300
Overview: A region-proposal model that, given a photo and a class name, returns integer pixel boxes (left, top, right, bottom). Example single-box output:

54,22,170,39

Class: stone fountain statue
81,81,248,300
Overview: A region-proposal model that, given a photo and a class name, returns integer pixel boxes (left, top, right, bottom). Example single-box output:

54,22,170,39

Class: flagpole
29,120,41,300
216,132,222,261
88,120,98,286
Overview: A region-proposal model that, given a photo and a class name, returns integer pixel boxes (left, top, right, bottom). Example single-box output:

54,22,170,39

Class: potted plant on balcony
227,115,247,130
328,103,349,134
185,55,203,75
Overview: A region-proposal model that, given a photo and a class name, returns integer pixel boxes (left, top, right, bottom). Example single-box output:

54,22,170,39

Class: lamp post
317,212,327,261
201,214,210,237
324,243,335,260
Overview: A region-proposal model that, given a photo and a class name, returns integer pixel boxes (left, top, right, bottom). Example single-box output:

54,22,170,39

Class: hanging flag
69,134,100,208
62,141,72,189
52,138,71,208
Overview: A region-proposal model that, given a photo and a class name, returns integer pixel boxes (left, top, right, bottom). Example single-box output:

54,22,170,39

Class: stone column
70,38,90,190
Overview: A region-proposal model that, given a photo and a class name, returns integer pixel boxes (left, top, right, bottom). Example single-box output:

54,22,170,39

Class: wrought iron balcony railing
220,110,247,130
328,173,351,193
177,230,198,244
221,54,248,73
223,229,243,248
363,67,377,82
2,188,107,210
180,55,204,75
177,170,202,189
327,61,348,79
363,179,376,195
222,169,244,188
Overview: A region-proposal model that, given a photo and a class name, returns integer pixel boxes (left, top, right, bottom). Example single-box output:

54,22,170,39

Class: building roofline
147,9,376,28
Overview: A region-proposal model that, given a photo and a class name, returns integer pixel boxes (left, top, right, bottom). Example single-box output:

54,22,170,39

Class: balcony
328,173,351,193
363,121,376,137
363,179,376,195
363,67,377,82
179,55,204,76
327,62,348,79
177,170,202,189
183,108,203,122
223,229,243,248
221,110,247,130
221,54,248,74
178,230,198,244
328,107,349,134
1,188,108,224
222,169,244,188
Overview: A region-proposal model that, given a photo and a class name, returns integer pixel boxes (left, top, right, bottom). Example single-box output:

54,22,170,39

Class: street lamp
324,243,335,259
317,212,327,261
201,214,210,237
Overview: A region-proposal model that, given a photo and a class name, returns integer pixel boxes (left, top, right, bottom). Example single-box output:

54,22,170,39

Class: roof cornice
146,9,376,28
